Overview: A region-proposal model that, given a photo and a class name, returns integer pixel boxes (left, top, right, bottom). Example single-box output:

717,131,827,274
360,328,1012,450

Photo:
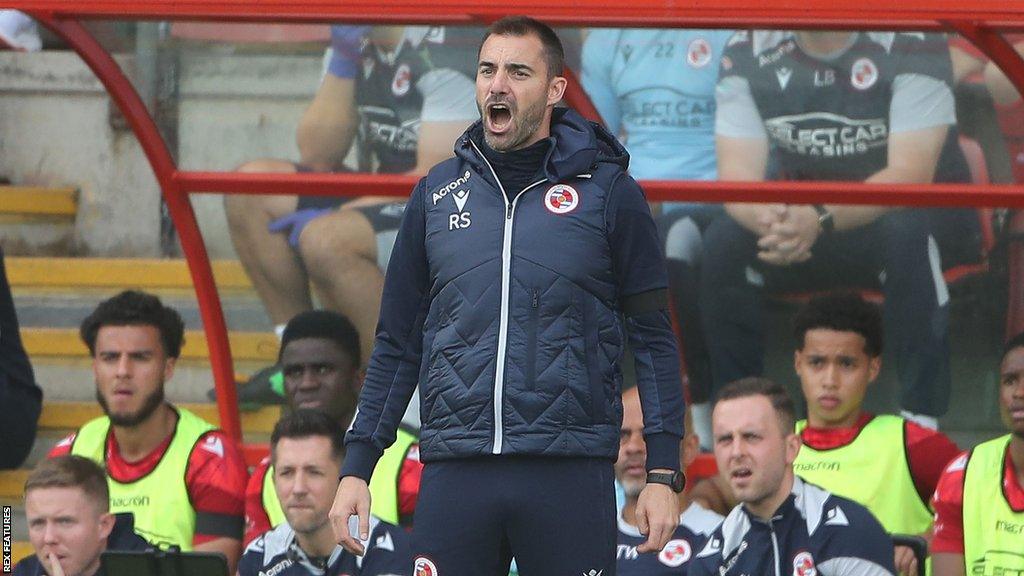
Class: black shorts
292,164,406,269
294,163,352,211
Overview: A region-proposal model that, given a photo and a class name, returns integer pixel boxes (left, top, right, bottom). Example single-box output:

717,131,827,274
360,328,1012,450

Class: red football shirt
931,445,1024,554
799,412,961,504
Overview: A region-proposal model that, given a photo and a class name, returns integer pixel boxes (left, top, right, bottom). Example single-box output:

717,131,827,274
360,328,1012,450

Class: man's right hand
894,544,920,576
47,552,66,576
329,476,372,556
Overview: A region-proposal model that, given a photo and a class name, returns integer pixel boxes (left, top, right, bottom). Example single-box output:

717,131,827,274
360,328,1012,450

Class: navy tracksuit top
690,477,897,576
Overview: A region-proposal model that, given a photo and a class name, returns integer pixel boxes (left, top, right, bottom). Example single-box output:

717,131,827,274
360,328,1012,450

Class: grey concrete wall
0,50,161,256
0,48,324,257
177,51,323,257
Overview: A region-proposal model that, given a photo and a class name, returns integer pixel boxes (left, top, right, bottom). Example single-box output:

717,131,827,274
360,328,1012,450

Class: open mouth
486,102,513,134
731,468,753,481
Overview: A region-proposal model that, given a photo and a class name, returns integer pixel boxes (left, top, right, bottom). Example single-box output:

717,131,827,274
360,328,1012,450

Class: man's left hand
634,479,680,553
757,205,821,266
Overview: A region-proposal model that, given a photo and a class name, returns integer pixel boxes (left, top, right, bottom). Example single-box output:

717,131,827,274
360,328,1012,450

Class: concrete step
6,257,251,291
22,327,277,362
38,401,280,435
0,471,28,501
0,186,77,221
7,257,281,408
8,256,272,334
31,358,270,405
7,257,279,385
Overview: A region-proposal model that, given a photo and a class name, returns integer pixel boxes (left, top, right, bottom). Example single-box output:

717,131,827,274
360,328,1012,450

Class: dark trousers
658,206,723,405
413,456,617,576
0,248,41,468
698,210,953,416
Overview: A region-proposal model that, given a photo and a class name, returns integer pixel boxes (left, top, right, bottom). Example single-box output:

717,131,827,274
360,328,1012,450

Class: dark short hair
1004,331,1024,362
481,16,564,78
270,409,346,462
24,455,110,511
714,377,796,434
280,310,361,367
80,290,185,358
793,292,883,357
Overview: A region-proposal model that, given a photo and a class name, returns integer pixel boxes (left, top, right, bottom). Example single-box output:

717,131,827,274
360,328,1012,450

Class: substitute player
244,311,421,545
932,332,1024,576
791,293,960,575
51,291,248,573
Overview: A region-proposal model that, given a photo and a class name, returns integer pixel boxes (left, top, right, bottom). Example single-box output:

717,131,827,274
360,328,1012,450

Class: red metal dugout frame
6,0,1024,447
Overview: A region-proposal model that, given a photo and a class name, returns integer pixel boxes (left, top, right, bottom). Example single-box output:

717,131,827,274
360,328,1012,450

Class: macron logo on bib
200,435,224,458
452,188,470,212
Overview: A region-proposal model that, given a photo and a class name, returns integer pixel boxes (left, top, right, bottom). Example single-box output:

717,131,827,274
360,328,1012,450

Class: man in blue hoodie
329,15,687,576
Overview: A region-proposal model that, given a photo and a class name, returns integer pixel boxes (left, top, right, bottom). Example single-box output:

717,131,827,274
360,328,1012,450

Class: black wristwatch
647,470,686,493
813,204,835,235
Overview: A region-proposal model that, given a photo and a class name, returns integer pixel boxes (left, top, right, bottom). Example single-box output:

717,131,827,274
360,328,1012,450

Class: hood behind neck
458,107,630,182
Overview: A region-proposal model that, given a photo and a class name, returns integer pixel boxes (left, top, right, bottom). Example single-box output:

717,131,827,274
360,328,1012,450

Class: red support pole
34,14,243,442
563,66,606,125
9,0,1024,30
180,170,1024,207
948,21,1024,109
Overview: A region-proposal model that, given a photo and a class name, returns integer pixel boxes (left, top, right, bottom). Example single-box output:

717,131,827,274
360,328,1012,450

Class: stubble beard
620,476,645,499
97,384,166,427
480,98,548,153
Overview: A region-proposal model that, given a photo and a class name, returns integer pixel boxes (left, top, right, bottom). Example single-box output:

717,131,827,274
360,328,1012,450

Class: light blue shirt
582,28,734,182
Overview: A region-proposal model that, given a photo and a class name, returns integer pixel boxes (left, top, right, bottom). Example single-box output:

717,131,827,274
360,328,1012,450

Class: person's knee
663,215,703,265
297,211,375,271
877,210,932,245
224,159,300,227
224,194,296,236
223,193,255,225
234,158,298,174
877,210,937,270
703,215,753,265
